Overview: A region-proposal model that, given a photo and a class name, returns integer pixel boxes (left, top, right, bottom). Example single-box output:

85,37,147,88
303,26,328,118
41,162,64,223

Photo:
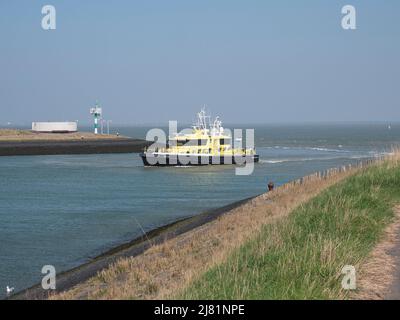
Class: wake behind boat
140,109,259,166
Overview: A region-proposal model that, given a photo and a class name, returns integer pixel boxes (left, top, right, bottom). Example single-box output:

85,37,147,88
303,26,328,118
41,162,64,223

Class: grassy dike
179,158,400,299
51,154,400,300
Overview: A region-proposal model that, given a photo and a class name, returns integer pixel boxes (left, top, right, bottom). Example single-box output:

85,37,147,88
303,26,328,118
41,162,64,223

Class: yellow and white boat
140,109,259,166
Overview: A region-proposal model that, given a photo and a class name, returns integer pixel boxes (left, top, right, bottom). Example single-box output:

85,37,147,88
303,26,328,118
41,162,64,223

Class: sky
0,0,399,125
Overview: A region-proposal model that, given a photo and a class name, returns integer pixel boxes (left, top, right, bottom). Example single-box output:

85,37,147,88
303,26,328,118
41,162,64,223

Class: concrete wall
32,122,78,133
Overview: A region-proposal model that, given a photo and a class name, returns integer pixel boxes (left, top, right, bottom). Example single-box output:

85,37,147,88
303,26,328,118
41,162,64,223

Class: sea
0,123,399,298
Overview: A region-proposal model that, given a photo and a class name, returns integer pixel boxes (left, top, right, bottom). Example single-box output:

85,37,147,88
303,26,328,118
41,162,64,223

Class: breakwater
0,138,151,156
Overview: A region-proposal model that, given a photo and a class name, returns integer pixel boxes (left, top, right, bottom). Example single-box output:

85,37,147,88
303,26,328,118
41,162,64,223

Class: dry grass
178,152,400,300
0,129,123,141
51,157,368,300
352,206,400,300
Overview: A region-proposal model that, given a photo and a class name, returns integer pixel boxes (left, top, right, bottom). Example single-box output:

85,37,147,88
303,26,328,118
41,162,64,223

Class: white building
31,122,78,133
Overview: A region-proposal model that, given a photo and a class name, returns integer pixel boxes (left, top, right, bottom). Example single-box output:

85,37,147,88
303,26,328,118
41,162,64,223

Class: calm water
0,123,399,297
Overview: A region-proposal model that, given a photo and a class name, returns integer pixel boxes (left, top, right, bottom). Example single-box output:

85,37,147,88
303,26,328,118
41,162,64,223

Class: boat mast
197,106,210,134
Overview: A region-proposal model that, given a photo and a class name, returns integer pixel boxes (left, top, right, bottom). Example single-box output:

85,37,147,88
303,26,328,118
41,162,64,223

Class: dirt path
385,207,400,300
352,207,400,300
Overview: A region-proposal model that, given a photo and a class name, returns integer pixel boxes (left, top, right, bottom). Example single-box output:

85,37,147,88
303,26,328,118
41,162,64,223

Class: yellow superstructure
162,128,256,157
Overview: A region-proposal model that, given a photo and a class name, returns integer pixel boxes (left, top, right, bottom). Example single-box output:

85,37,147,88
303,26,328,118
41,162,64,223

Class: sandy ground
0,129,125,141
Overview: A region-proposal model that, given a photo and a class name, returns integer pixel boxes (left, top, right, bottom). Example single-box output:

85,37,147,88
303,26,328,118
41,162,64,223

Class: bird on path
6,286,14,295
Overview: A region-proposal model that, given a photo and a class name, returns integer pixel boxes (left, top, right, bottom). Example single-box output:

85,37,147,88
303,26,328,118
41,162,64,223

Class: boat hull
140,153,259,167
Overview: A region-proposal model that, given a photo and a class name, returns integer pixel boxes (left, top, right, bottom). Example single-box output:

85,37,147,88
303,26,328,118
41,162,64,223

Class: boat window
176,139,208,146
197,139,208,146
176,139,189,146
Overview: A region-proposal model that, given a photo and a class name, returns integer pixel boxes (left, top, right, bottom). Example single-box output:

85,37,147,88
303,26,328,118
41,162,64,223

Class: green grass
180,161,400,299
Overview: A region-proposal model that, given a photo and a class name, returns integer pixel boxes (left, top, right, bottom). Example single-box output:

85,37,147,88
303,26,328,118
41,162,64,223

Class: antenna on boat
212,116,223,136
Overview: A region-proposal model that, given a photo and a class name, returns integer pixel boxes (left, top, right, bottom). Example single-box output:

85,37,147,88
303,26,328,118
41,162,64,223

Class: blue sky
0,1,399,124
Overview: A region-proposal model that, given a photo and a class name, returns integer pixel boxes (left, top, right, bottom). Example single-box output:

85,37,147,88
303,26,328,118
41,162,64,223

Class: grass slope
180,160,400,299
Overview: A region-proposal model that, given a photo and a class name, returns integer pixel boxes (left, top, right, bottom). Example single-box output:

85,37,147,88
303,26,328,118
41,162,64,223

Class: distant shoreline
0,130,151,156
